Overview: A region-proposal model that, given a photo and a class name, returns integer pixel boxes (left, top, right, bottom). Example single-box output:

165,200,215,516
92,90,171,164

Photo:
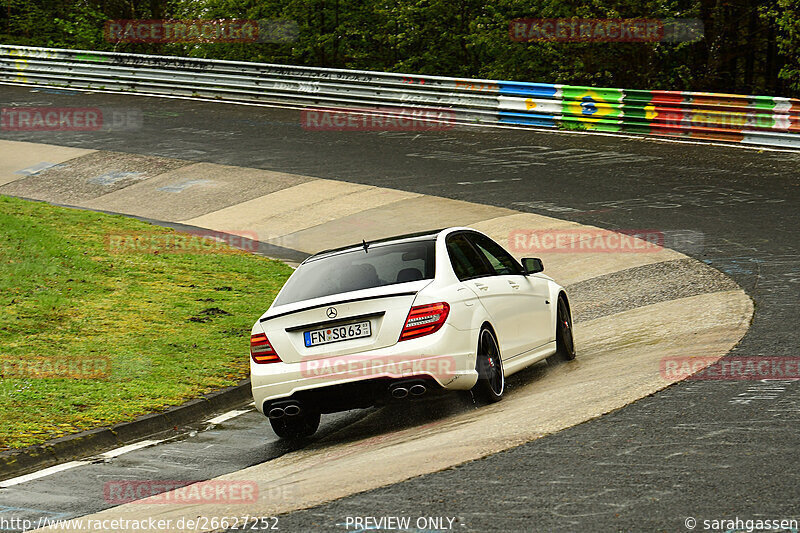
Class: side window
468,233,524,276
446,234,493,281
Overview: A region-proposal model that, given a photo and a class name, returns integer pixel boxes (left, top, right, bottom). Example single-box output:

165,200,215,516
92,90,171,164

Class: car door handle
474,282,488,291
457,287,475,306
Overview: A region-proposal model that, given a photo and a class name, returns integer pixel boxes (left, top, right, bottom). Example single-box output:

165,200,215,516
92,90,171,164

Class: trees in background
1,0,797,97
762,0,800,95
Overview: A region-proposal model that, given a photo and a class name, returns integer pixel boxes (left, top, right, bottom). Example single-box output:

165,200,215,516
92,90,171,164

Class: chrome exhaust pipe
409,384,427,396
283,404,302,417
390,386,409,399
268,407,285,419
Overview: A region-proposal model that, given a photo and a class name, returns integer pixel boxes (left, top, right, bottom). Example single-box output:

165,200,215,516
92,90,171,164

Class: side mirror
522,257,544,274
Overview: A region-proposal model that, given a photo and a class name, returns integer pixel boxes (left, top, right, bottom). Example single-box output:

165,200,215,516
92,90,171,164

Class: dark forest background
2,0,798,97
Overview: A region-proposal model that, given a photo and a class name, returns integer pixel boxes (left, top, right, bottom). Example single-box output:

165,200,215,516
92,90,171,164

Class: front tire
550,296,576,362
269,410,320,439
472,327,504,403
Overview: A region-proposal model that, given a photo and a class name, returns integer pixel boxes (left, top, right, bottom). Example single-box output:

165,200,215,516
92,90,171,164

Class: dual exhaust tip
268,402,302,419
268,381,429,417
390,382,427,399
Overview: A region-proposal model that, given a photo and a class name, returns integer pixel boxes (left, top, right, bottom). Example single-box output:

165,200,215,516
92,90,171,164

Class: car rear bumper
251,323,479,414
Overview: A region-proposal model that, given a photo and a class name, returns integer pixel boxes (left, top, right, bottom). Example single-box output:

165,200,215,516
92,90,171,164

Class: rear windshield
273,240,436,306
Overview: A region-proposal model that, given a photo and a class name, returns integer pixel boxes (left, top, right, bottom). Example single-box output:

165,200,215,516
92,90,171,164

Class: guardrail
2,45,799,149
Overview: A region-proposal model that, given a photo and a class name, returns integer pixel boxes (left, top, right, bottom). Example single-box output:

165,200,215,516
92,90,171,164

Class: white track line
100,439,163,459
0,461,88,488
206,409,250,425
0,407,253,488
0,440,166,488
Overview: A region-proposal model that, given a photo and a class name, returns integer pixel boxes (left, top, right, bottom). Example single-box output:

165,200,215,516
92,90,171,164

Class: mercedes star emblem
326,307,337,319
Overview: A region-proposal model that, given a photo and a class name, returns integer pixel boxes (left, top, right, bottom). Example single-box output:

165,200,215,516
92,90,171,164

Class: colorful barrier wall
2,45,799,149
498,83,800,147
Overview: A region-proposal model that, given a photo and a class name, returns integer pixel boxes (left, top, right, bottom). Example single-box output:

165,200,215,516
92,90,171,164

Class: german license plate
304,320,371,347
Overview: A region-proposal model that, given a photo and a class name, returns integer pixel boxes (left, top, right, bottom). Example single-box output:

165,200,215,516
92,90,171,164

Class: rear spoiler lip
260,291,418,323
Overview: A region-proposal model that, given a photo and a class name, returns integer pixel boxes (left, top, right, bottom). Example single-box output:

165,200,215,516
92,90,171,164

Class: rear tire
472,327,504,403
550,296,576,363
269,410,320,439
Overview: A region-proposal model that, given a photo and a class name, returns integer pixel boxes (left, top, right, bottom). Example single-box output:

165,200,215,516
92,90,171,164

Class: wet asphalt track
1,85,799,532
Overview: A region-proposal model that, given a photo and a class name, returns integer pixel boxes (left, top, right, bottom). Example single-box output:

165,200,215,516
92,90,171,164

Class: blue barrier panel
498,81,559,98
498,111,557,127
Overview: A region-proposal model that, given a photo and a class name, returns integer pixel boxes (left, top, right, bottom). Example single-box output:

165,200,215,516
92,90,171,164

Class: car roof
305,228,449,263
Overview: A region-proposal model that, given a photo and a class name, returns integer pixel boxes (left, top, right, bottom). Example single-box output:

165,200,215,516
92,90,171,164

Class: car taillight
251,333,281,364
399,302,450,341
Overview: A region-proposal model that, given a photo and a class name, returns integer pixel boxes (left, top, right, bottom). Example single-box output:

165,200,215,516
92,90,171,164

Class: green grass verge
0,195,293,450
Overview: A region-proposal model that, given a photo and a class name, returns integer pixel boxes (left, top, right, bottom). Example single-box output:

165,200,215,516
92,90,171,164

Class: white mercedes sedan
250,227,575,438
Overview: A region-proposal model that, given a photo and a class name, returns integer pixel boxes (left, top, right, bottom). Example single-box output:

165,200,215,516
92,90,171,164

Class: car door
465,232,552,355
445,232,525,357
445,233,516,357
